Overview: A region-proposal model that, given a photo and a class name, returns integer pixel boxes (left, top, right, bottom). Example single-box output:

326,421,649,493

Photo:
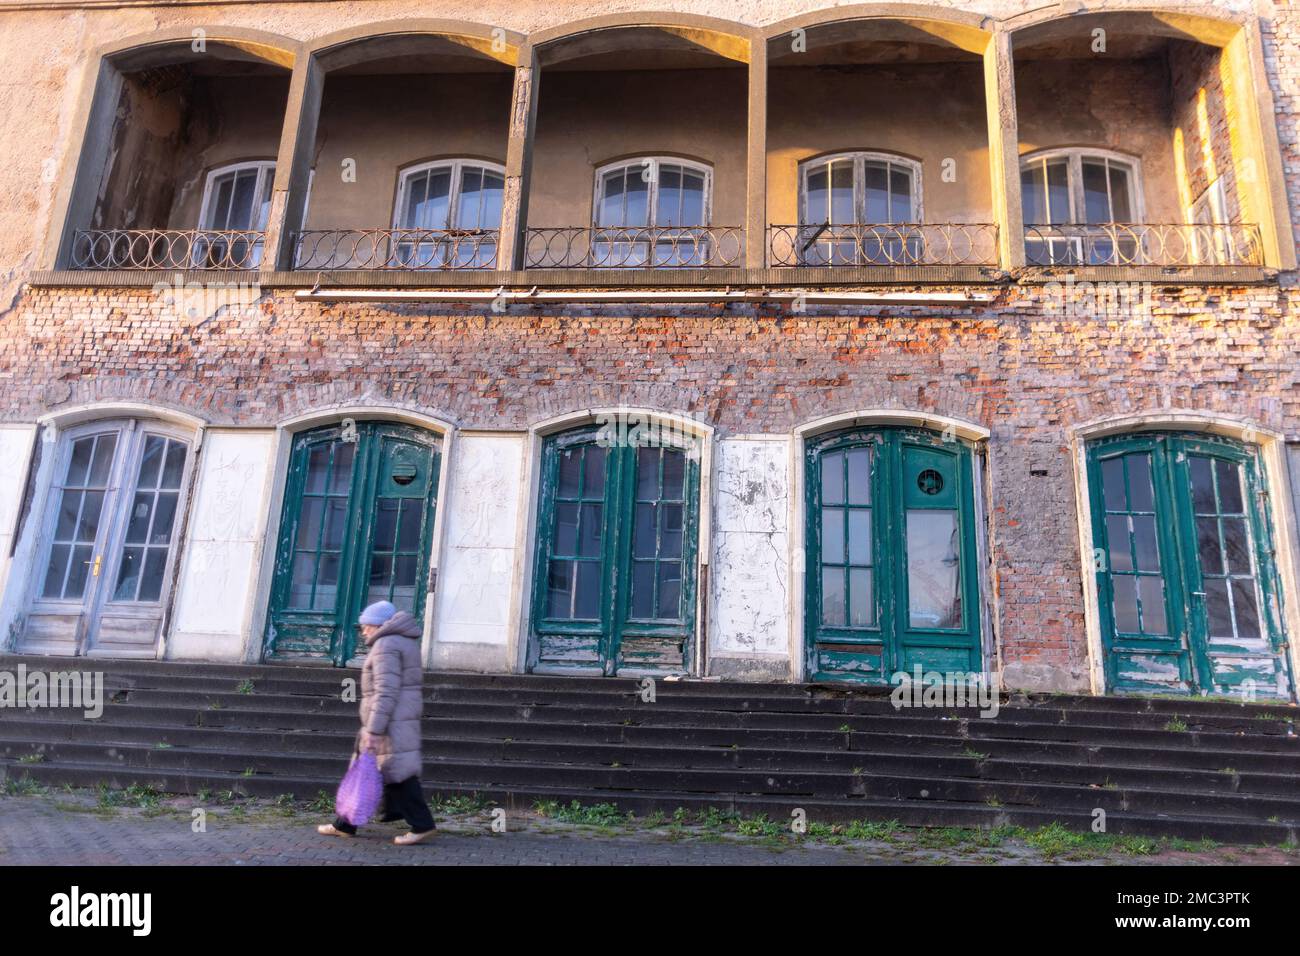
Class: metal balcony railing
768,223,999,267
293,228,500,270
70,229,266,270
1023,223,1264,267
524,226,743,269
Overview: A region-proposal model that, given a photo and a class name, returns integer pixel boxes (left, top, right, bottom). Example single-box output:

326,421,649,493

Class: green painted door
1088,432,1292,698
529,426,700,675
265,422,440,665
806,427,982,683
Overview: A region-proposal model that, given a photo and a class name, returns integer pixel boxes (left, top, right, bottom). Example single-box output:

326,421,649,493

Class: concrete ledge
429,640,512,674
707,654,793,682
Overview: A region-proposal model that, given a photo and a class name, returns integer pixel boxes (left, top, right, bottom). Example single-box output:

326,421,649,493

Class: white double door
21,419,194,657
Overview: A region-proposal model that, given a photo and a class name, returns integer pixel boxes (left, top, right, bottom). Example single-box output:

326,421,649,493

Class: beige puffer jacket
358,611,424,784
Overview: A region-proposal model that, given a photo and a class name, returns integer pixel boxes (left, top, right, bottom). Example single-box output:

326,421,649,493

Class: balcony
293,229,500,270
1022,223,1263,267
768,223,998,267
524,226,744,269
71,229,266,271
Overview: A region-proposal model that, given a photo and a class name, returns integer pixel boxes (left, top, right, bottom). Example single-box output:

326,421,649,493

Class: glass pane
305,446,330,494
75,490,104,542
161,440,187,489
394,554,416,587
1205,578,1232,638
66,438,94,486
662,451,685,500
582,448,606,498
1222,517,1251,575
1101,457,1126,512
546,560,573,618
1106,514,1133,572
849,567,874,627
295,497,324,550
847,509,872,566
598,168,626,227
633,502,656,559
41,544,70,598
1232,579,1260,639
821,565,846,626
821,452,844,505
680,171,706,226
1196,516,1222,575
658,167,682,226
1138,576,1167,635
456,166,483,229
138,548,168,603
480,171,505,229
657,562,681,618
373,499,399,551
636,450,658,500
406,169,451,230
890,167,912,222
1021,163,1047,224
1108,164,1133,221
578,503,603,558
1112,575,1139,632
396,499,422,552
149,492,178,546
368,553,393,603
906,510,962,629
1131,515,1159,572
113,547,142,601
821,508,845,564
323,499,347,550
137,436,164,490
558,450,582,497
289,552,317,608
54,490,81,540
1216,460,1243,513
806,167,828,222
1082,160,1111,224
65,544,92,600
624,170,649,227
225,170,258,230
1046,160,1070,224
574,561,601,619
88,436,117,487
554,502,579,554
330,443,355,495
846,448,870,505
1127,454,1154,512
631,561,655,618
830,161,854,224
1190,457,1215,514
660,505,683,559
864,162,889,222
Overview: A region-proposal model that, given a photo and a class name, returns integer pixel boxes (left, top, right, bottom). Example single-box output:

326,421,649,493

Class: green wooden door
1088,432,1292,697
265,422,440,665
806,427,982,683
529,426,700,675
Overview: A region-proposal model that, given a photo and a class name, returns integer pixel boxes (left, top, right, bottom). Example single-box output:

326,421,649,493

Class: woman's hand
359,731,384,754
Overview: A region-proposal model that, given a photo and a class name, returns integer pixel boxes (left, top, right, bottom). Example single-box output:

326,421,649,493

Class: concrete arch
529,13,757,65
764,3,992,55
97,26,300,71
1067,409,1300,697
307,19,525,70
1006,5,1244,50
277,404,456,437
37,401,208,435
794,408,991,443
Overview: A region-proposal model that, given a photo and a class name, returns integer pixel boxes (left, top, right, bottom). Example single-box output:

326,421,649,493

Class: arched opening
17,414,201,658
524,20,751,269
263,419,443,666
803,424,983,683
527,414,705,675
64,34,295,271
1083,429,1292,698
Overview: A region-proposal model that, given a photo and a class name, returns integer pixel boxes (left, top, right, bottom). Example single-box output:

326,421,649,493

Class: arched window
591,157,712,266
1019,148,1142,265
392,159,505,268
196,160,276,267
796,152,922,265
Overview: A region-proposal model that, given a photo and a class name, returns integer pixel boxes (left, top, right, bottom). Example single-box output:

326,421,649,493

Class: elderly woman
318,600,435,845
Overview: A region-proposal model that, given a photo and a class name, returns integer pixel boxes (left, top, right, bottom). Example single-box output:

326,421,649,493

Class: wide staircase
1,655,1298,843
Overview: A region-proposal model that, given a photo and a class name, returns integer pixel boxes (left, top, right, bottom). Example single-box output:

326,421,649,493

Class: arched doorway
264,421,441,665
805,426,982,683
528,422,702,675
1086,431,1292,697
20,417,197,657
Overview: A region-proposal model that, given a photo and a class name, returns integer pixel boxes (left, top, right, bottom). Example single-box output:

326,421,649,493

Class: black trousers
334,775,435,834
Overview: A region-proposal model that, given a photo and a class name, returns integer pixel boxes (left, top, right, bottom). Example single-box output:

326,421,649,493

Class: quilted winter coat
358,611,424,784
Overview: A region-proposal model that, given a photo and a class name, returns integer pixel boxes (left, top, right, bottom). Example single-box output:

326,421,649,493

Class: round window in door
264,422,440,666
21,419,195,658
805,426,982,683
1087,431,1292,698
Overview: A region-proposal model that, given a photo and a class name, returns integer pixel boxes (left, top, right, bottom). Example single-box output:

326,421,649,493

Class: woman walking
318,600,436,845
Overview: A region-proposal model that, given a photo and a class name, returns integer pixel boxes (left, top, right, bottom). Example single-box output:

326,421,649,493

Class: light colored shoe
317,823,353,838
393,828,436,846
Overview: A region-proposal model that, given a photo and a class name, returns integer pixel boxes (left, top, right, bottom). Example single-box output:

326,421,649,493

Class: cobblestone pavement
0,792,1295,865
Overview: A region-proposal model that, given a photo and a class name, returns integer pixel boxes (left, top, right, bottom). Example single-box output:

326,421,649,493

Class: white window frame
1018,148,1145,226
1188,177,1234,265
197,160,277,232
591,156,714,229
391,158,507,231
797,151,923,226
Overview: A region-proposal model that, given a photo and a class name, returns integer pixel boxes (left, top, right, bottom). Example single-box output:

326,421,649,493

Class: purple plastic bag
336,752,383,826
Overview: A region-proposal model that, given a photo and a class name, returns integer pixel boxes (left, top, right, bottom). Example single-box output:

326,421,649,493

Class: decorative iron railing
1023,223,1263,267
293,228,500,270
70,229,266,270
768,223,999,267
524,226,743,269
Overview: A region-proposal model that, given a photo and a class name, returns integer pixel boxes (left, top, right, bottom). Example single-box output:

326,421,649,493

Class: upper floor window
196,161,275,267
1020,149,1141,265
393,159,504,268
592,157,712,266
797,152,922,265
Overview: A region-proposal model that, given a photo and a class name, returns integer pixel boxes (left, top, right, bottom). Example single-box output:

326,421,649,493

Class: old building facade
1,0,1299,700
